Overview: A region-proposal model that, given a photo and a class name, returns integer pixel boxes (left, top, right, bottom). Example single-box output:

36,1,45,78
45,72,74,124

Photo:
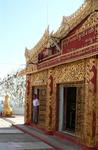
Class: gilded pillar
24,74,31,124
95,59,98,146
75,87,84,140
45,69,53,131
83,58,96,147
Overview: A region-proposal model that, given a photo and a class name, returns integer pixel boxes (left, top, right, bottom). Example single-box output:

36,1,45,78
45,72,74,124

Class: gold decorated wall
24,57,98,147
49,60,85,131
24,74,32,124
95,58,98,145
82,58,97,147
30,71,48,86
47,57,97,147
25,71,48,126
24,0,98,149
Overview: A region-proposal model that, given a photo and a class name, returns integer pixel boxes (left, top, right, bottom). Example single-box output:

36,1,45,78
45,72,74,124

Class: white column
59,85,64,131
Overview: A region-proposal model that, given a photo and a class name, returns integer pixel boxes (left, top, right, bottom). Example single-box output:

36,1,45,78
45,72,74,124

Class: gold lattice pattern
25,75,31,123
76,12,98,33
31,70,48,86
83,58,96,146
49,60,85,130
53,61,84,83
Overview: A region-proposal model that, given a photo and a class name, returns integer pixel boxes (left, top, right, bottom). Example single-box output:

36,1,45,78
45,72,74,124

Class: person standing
33,94,39,124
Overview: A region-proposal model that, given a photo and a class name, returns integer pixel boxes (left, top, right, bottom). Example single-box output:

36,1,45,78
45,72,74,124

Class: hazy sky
0,0,84,78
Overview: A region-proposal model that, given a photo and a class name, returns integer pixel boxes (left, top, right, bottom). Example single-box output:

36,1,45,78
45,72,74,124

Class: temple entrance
58,85,77,133
65,87,76,131
32,86,46,127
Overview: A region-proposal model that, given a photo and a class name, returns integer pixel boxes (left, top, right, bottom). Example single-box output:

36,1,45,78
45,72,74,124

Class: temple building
21,0,98,149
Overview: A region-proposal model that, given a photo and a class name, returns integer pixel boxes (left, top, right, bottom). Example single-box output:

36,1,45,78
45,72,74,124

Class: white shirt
33,98,39,107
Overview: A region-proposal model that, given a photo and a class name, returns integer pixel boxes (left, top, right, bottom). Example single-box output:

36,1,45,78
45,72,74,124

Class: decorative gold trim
24,0,98,65
53,0,96,39
25,27,50,63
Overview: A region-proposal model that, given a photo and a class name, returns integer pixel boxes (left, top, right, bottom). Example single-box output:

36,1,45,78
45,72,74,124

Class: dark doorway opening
58,86,77,133
65,87,76,132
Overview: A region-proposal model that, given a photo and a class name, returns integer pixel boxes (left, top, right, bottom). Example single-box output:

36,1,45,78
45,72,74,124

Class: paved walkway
0,118,12,127
0,116,54,150
3,115,24,125
2,115,84,150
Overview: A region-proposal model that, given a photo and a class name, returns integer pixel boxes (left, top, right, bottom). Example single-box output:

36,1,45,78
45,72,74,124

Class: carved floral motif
24,0,98,148
49,61,85,130
30,71,47,86
83,58,97,146
53,61,84,83
24,75,31,124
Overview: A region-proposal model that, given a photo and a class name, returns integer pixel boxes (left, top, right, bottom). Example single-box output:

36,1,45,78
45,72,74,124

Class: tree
0,72,26,107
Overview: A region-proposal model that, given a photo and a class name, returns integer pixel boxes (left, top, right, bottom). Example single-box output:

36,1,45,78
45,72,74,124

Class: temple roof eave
53,0,93,39
25,27,50,63
25,0,98,63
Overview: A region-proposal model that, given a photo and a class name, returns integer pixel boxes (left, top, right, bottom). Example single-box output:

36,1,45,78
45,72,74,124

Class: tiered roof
25,0,98,63
25,27,49,63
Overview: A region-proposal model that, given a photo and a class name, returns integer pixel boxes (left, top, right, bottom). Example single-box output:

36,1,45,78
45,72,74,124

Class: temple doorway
58,85,77,133
32,86,47,127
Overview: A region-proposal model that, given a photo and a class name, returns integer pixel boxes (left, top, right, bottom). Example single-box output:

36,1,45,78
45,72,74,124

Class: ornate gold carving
49,61,85,131
75,87,84,139
83,58,96,146
24,0,98,146
24,0,98,67
26,64,38,74
77,12,98,33
24,75,31,124
53,61,84,83
96,59,98,141
31,70,48,86
53,0,92,39
45,69,53,130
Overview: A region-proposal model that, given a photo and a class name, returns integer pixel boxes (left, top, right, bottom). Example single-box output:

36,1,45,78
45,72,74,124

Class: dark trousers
33,106,39,124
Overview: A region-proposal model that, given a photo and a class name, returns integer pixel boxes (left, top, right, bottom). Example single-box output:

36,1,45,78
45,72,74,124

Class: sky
0,0,84,78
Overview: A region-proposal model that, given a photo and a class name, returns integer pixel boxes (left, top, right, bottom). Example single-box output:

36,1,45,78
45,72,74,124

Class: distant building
21,0,98,149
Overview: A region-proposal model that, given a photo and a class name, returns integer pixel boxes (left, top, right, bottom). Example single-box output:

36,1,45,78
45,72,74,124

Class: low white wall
12,107,24,115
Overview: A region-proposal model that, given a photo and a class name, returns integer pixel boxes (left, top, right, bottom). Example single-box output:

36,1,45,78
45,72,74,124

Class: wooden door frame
56,82,83,133
31,85,47,124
